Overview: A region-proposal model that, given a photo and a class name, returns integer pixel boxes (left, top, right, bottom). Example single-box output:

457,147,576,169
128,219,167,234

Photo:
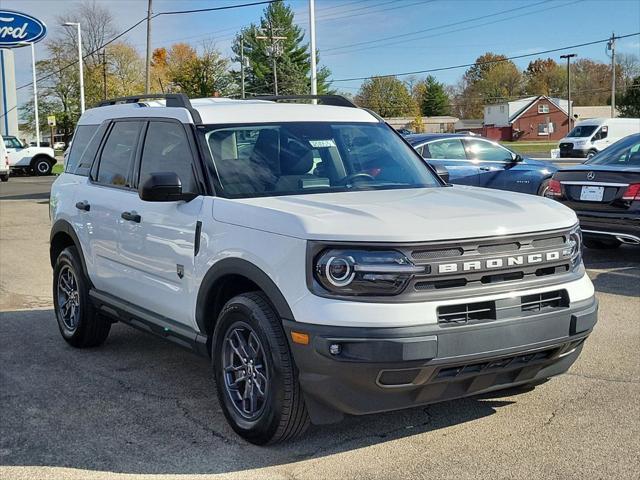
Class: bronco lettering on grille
437,251,561,274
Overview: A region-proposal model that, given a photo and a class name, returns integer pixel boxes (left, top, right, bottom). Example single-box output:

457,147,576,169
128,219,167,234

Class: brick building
483,95,570,141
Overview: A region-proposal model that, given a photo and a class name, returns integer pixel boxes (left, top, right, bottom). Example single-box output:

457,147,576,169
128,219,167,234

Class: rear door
84,120,144,298
421,138,479,186
117,119,204,326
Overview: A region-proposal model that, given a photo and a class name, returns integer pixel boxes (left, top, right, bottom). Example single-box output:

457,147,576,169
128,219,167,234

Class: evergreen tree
231,1,332,96
618,75,640,117
421,76,450,116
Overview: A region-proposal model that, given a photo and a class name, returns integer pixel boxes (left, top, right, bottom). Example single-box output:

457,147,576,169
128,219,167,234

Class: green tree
231,1,332,96
420,75,450,116
459,53,523,118
166,43,235,97
617,75,640,117
524,58,566,96
354,76,416,117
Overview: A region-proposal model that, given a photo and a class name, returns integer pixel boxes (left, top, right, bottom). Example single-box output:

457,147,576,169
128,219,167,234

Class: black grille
560,142,573,150
520,290,569,313
438,301,496,324
437,289,569,325
436,348,556,379
412,247,463,260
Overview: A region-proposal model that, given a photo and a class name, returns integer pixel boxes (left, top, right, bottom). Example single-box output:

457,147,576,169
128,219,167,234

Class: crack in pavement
566,372,640,384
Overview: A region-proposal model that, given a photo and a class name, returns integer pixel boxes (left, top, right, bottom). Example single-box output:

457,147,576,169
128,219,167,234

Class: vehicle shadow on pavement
583,245,640,297
0,309,514,475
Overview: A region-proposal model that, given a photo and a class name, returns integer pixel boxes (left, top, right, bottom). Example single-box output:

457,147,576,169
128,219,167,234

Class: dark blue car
406,133,557,196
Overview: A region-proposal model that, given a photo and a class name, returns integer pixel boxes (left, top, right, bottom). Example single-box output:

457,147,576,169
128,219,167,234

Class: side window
464,139,513,162
96,121,142,187
424,139,467,160
65,125,98,175
139,121,198,193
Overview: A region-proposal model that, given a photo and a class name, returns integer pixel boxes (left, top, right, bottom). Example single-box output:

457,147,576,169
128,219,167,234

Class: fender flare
50,219,90,280
195,257,295,334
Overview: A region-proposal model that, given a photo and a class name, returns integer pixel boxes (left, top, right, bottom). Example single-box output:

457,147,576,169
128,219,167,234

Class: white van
559,117,640,158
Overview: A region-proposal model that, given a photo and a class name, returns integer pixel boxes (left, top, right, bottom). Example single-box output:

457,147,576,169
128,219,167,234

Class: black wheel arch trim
50,219,91,284
196,257,295,334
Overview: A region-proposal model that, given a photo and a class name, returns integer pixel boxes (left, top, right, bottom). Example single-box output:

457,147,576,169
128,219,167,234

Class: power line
322,0,553,53
331,32,640,83
15,0,278,91
325,0,582,57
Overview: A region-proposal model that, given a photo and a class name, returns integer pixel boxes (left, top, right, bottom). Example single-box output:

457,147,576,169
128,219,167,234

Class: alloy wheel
222,322,269,420
57,265,80,331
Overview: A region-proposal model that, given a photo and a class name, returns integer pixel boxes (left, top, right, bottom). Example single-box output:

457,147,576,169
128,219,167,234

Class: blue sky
4,0,640,107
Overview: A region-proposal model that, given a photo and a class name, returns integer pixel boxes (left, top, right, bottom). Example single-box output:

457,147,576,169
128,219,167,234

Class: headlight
563,225,583,269
314,249,424,296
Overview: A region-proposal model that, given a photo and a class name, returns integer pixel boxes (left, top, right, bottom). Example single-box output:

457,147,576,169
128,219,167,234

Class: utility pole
240,37,245,99
560,53,577,134
256,24,286,96
309,0,317,96
607,32,616,117
145,0,153,94
101,51,107,100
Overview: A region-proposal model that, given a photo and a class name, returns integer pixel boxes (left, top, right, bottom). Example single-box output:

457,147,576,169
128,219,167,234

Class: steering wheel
339,172,376,186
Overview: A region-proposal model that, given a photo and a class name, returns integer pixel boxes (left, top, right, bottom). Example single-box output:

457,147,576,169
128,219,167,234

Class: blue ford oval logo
0,10,47,47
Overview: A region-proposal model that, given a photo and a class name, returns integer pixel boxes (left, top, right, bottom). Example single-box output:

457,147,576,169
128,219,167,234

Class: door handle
479,166,491,171
121,211,141,223
75,201,90,211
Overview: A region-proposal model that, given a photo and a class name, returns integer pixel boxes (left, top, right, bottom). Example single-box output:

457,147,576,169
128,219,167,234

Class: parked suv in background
50,94,597,444
406,133,558,196
2,135,56,175
0,136,10,182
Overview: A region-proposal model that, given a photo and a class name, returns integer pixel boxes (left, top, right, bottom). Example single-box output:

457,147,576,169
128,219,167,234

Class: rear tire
584,238,621,249
212,292,309,445
53,246,111,347
0,174,8,182
32,157,53,176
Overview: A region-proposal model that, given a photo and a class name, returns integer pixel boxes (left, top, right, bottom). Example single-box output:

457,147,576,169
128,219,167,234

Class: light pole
309,0,317,97
63,22,85,113
18,41,40,147
560,53,577,134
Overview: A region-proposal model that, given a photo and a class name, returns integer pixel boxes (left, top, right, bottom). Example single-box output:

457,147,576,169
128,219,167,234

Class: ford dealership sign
0,10,47,47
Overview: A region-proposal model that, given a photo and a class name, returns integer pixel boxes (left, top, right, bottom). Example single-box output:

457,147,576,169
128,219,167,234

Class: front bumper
285,296,597,424
560,147,589,158
578,210,640,244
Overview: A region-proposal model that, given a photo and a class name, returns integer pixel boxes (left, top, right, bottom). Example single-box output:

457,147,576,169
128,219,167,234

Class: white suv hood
213,186,577,242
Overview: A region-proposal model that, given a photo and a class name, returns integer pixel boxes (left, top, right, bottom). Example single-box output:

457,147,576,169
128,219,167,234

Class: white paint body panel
6,145,55,167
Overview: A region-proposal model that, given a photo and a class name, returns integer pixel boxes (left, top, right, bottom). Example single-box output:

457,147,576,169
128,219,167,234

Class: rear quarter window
65,125,99,176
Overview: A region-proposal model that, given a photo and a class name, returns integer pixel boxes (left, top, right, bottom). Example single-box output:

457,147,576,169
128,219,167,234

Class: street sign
0,10,47,47
47,115,56,127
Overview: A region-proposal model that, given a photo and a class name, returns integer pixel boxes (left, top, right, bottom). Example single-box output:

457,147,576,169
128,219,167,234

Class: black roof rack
97,93,202,124
250,94,357,108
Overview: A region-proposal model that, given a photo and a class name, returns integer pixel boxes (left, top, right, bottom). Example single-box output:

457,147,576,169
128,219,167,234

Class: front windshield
203,122,441,198
586,134,640,165
566,125,597,138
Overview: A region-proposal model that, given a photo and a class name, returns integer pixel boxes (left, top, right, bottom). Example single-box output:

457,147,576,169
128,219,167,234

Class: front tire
212,292,309,445
53,246,111,347
32,157,53,176
586,150,598,159
0,174,8,182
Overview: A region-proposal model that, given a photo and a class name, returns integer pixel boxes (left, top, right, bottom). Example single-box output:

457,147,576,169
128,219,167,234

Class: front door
117,120,204,327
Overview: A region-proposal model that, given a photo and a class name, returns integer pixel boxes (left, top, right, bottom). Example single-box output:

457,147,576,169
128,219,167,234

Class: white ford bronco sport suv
50,94,597,444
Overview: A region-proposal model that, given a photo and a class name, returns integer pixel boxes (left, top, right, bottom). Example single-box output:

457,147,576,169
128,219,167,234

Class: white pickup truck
2,135,56,175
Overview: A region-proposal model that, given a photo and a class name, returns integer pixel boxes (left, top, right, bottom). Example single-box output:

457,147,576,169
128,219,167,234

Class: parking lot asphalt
1,177,639,480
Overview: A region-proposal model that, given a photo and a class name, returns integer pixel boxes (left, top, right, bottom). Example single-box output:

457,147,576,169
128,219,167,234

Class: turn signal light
622,183,640,201
547,179,562,197
291,331,309,345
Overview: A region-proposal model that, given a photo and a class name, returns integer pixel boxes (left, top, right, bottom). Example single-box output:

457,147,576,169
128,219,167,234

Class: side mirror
432,164,450,183
511,153,523,163
138,172,196,202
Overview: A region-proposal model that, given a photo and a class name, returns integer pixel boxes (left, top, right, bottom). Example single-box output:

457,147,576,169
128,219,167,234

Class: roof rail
97,93,202,124
250,94,357,108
